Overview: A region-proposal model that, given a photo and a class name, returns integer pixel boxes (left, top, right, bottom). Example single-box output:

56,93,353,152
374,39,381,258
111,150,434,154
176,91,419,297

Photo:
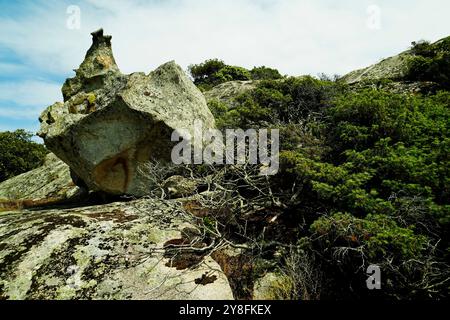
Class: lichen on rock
38,29,215,196
0,153,82,207
0,198,233,300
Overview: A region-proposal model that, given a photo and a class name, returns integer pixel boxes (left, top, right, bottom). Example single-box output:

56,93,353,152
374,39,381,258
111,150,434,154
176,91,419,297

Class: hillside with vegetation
191,37,450,299
0,33,448,300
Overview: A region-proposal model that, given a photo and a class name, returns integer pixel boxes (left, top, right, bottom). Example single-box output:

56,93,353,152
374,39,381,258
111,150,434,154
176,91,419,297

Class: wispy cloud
0,62,27,74
0,80,61,107
1,0,449,76
0,80,61,119
0,0,450,132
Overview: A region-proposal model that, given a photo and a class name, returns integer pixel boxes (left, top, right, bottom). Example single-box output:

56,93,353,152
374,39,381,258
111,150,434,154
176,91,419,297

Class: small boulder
0,153,82,206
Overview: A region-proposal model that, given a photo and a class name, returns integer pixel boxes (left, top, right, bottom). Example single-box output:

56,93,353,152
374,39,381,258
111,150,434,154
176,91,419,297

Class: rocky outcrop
0,198,233,300
341,36,449,87
340,38,447,94
341,52,411,85
0,153,81,206
38,29,215,196
204,80,258,107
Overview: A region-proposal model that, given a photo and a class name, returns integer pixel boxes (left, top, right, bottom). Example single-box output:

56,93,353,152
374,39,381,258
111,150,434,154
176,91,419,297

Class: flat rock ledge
0,198,233,300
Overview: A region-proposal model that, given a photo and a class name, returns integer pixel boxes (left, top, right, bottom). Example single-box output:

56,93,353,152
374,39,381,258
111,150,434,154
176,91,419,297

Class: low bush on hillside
406,38,450,89
188,59,283,91
200,70,450,299
210,76,344,128
0,130,48,182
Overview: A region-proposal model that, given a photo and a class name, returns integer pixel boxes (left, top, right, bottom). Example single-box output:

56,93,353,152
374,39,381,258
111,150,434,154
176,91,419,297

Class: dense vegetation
278,89,449,299
406,37,450,89
190,52,450,300
0,130,48,182
188,59,283,91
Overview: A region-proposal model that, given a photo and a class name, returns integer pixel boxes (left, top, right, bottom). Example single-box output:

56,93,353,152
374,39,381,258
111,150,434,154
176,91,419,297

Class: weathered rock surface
0,198,233,300
0,153,81,205
341,52,411,85
38,29,215,196
340,38,449,94
253,272,286,300
204,80,258,107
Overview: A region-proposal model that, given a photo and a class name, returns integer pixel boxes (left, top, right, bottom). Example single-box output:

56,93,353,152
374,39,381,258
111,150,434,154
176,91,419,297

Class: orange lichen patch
347,234,362,244
92,132,173,195
182,200,233,220
182,201,211,218
134,142,153,164
212,250,254,300
164,250,206,270
0,200,22,211
94,150,133,194
87,209,138,223
0,197,66,211
95,54,115,70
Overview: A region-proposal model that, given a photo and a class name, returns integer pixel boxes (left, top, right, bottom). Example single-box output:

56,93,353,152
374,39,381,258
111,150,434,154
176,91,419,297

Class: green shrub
214,65,251,83
406,38,450,89
250,66,283,80
211,76,342,128
275,88,449,299
189,59,283,90
200,56,450,299
327,90,449,211
410,40,434,57
0,130,48,182
256,76,340,123
188,59,251,90
307,212,447,299
310,213,428,261
188,59,226,84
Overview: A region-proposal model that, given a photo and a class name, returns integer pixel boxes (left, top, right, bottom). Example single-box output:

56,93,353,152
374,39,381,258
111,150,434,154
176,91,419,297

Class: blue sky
1,0,450,139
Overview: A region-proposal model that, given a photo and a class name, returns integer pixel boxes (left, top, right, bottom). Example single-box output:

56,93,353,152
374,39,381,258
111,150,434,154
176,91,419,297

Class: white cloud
0,80,61,118
0,105,45,120
1,0,450,121
0,62,27,74
1,0,449,132
0,0,449,79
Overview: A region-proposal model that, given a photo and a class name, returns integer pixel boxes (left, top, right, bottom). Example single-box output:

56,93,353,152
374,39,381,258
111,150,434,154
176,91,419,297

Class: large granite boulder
0,198,233,300
38,29,215,196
